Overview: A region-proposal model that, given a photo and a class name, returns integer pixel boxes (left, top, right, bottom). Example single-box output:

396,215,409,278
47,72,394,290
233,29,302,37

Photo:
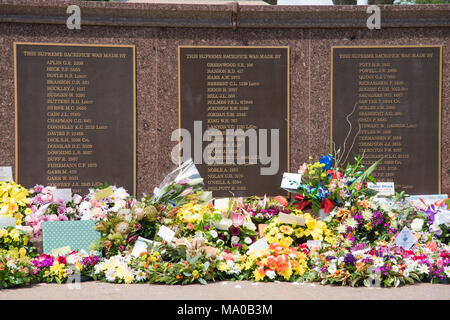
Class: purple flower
57,206,66,215
231,226,241,236
232,243,242,251
218,233,226,240
203,225,210,231
34,184,44,193
344,253,357,266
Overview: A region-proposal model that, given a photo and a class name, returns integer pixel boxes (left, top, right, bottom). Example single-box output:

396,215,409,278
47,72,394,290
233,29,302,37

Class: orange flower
334,270,343,277
207,203,214,209
186,223,195,231
426,241,438,252
185,261,189,268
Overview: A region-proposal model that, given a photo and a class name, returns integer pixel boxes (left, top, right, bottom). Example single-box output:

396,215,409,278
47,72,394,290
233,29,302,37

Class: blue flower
319,155,333,170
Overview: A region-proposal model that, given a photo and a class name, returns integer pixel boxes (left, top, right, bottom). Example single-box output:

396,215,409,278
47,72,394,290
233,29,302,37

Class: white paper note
247,237,269,253
131,236,156,257
0,217,16,229
368,182,395,197
278,212,305,226
395,227,417,250
157,225,175,243
280,173,302,192
51,188,72,203
0,167,13,182
407,194,448,209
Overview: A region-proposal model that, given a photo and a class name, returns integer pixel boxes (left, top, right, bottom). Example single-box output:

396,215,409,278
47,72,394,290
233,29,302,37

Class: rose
231,236,240,244
411,218,424,232
73,194,82,205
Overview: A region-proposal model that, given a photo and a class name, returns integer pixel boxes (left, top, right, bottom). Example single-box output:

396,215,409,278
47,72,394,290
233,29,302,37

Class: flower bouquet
233,243,309,282
292,153,380,215
0,226,35,256
305,242,449,287
144,158,206,208
77,184,132,221
24,185,80,242
129,240,221,285
210,205,258,253
0,181,31,225
324,198,400,248
264,210,335,247
242,196,291,224
31,249,100,284
0,249,35,289
91,199,159,258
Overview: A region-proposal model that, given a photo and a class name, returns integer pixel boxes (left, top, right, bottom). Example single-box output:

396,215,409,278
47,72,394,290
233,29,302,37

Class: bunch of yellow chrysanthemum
0,181,31,225
264,210,335,247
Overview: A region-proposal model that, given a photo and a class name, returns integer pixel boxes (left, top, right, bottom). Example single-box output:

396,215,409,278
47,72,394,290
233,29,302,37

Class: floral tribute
0,157,449,288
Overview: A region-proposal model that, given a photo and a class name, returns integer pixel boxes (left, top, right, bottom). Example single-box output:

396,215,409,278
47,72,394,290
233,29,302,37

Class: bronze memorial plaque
331,46,441,194
179,46,289,197
15,43,136,195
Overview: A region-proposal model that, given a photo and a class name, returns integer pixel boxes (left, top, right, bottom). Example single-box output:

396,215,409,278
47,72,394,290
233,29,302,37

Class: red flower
57,256,67,264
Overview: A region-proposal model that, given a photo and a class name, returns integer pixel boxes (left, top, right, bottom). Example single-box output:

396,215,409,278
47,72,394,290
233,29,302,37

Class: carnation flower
266,270,276,280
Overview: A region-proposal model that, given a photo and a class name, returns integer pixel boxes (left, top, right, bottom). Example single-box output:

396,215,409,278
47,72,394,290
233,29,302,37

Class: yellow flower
0,229,7,238
124,272,135,284
19,247,27,257
278,267,293,280
279,225,293,235
253,269,266,281
217,262,230,272
24,208,32,216
9,228,20,241
50,261,66,279
279,237,293,248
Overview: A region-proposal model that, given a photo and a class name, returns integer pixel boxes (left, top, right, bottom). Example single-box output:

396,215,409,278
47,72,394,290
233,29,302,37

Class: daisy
105,269,116,282
134,269,147,282
418,265,429,274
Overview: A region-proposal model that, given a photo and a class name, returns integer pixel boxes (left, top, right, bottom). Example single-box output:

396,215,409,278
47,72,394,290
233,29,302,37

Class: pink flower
298,163,307,175
230,211,246,227
73,194,82,205
220,251,235,261
57,206,66,215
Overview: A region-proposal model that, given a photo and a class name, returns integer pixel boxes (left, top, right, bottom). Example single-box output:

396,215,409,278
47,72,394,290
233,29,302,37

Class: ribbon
320,198,334,214
293,194,311,210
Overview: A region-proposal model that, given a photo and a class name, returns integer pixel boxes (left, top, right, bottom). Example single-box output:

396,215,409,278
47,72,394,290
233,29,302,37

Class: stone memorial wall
0,1,448,196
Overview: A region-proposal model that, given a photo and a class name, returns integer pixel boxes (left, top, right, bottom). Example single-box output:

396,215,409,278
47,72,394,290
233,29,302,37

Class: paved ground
0,281,449,300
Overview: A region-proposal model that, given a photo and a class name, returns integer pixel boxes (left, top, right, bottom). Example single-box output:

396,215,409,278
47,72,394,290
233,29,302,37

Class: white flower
337,224,347,234
216,239,224,245
134,269,147,281
72,194,82,205
105,269,116,282
411,218,424,232
243,220,256,231
209,230,218,238
392,265,399,273
429,224,442,236
78,201,91,213
231,236,240,245
111,200,127,212
444,266,450,278
403,270,410,277
418,265,429,274
362,210,373,221
266,270,276,280
244,237,252,245
327,264,337,274
373,258,384,268
345,217,357,229
113,187,129,200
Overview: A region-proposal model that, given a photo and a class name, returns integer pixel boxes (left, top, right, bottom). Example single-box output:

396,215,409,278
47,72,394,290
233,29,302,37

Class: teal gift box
42,221,100,254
